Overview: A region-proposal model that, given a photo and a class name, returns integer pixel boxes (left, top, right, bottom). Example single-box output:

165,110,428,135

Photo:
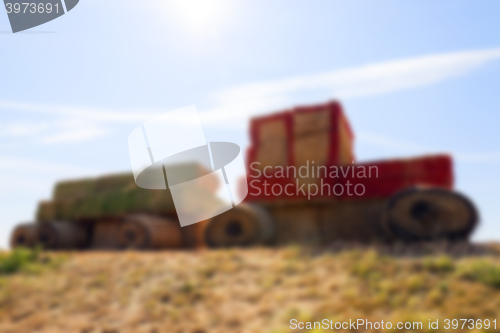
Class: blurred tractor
10,101,478,250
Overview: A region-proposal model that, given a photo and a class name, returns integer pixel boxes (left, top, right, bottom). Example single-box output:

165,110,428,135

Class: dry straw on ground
0,245,500,333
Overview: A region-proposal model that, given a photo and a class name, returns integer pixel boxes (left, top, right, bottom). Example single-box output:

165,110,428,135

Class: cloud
2,48,500,128
0,119,109,144
198,48,500,127
358,132,500,164
357,132,433,155
0,156,99,175
41,119,109,144
0,123,50,137
0,156,109,197
0,100,159,123
1,47,500,136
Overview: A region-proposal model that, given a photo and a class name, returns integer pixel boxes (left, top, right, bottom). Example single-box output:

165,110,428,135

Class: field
0,245,500,333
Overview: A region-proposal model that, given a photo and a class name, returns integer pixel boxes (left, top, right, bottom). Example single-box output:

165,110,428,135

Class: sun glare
164,0,236,36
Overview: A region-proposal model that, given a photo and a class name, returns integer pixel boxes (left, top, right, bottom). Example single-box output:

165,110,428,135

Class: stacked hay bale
243,101,462,245
246,101,355,200
31,163,218,250
248,111,292,175
38,173,175,222
291,101,355,186
38,163,221,221
332,155,454,200
11,100,476,249
244,101,358,245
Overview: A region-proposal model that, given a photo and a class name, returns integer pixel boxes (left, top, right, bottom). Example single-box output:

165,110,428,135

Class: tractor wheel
117,215,182,250
383,188,478,242
90,218,123,250
37,221,89,250
204,204,274,248
10,223,39,249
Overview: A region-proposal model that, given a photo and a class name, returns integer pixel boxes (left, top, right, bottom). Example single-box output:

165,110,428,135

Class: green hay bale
94,173,136,194
36,201,56,222
148,189,177,215
123,187,176,215
100,191,130,217
72,196,103,220
45,163,214,221
53,179,96,201
54,200,79,220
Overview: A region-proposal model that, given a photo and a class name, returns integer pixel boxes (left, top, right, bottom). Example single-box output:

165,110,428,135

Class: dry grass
0,246,500,333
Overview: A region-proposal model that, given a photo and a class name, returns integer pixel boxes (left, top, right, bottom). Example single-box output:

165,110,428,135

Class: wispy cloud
0,123,50,137
0,156,108,204
358,132,500,164
0,100,162,144
0,100,158,123
0,119,109,144
0,156,100,175
40,119,109,144
199,47,500,127
1,48,500,140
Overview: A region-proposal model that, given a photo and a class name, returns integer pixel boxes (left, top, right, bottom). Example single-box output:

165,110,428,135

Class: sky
0,0,500,248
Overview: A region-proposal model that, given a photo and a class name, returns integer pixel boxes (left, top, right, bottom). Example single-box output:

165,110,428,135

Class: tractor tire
37,221,89,250
205,204,274,248
383,188,478,242
10,223,39,249
117,215,182,250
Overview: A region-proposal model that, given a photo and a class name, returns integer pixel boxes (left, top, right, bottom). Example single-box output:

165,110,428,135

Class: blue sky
1,0,500,248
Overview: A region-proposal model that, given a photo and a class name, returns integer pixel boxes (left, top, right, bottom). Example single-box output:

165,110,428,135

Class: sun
163,0,236,36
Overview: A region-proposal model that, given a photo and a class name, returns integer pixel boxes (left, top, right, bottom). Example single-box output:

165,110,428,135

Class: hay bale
47,163,212,222
384,188,478,242
293,128,353,170
72,195,103,220
53,179,95,201
339,117,355,164
37,221,89,250
293,107,331,136
123,188,154,213
269,203,322,245
293,131,330,168
180,220,209,248
10,223,38,248
204,204,274,247
90,219,123,249
159,184,223,224
94,173,136,194
55,173,135,201
253,140,288,170
258,119,288,142
292,101,354,166
137,188,177,216
250,113,290,145
117,215,183,250
54,199,80,221
99,191,129,217
36,201,56,222
163,163,218,192
319,199,388,243
49,187,178,222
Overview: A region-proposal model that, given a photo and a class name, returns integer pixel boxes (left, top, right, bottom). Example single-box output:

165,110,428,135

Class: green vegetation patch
458,259,500,288
0,248,63,275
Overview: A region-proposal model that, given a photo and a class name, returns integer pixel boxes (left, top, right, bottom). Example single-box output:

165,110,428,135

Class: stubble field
0,244,500,333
